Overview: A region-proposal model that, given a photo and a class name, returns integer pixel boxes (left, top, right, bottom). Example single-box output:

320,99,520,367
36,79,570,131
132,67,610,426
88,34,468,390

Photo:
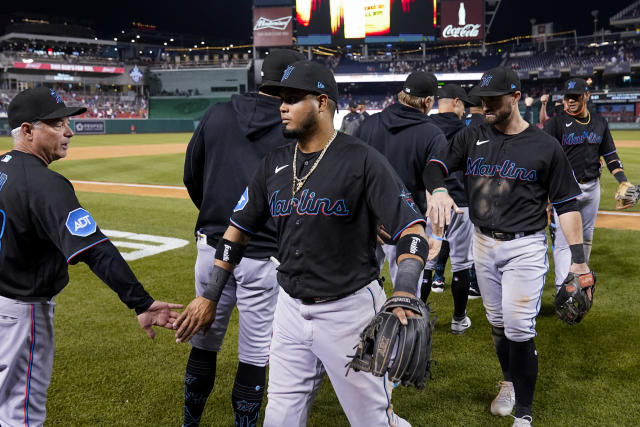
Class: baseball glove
615,181,640,210
554,271,596,325
346,295,435,389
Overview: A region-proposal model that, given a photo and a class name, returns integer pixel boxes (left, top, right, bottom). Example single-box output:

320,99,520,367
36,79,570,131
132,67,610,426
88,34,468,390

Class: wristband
569,244,586,264
429,233,444,241
613,170,628,184
202,265,231,303
432,188,448,194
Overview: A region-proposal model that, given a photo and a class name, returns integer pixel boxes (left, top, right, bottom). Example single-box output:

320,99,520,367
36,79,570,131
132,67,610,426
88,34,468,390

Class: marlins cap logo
317,81,325,89
480,74,493,87
49,89,63,103
281,65,294,81
567,81,577,89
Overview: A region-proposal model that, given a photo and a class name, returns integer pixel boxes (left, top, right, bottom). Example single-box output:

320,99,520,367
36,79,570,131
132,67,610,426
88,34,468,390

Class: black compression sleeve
554,198,579,216
77,240,154,315
603,152,623,175
423,161,447,192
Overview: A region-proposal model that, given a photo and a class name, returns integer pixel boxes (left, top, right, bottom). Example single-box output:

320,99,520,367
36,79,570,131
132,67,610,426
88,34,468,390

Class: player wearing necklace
175,60,443,426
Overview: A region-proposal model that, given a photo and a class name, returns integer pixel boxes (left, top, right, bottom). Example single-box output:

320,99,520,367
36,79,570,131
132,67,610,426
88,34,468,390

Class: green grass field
5,131,640,426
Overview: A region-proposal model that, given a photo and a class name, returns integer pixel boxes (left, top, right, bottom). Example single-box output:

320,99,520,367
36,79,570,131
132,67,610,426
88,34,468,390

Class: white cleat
512,415,533,426
491,381,515,416
451,315,471,334
431,278,445,293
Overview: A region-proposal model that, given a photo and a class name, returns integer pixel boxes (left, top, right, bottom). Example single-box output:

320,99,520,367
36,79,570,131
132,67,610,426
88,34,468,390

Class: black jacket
355,103,447,213
429,112,468,207
184,93,287,258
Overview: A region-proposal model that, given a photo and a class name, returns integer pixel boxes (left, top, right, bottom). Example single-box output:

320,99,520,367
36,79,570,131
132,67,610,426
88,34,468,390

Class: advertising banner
538,69,561,79
604,62,631,75
73,120,105,134
253,7,293,47
12,62,124,74
440,0,484,41
570,65,594,76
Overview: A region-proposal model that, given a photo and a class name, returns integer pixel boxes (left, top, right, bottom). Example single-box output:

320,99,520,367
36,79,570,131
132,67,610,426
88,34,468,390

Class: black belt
577,177,597,184
478,227,537,241
299,278,384,305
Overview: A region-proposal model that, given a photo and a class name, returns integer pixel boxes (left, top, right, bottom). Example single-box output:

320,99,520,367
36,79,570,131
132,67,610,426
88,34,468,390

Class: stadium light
113,37,118,41
136,35,140,39
121,30,125,34
201,41,205,44
94,37,98,40
131,39,135,43
164,42,167,46
170,38,174,42
230,44,234,47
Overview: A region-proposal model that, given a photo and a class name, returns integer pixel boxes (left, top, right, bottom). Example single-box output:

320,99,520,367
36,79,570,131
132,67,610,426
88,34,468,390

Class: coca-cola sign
440,0,484,41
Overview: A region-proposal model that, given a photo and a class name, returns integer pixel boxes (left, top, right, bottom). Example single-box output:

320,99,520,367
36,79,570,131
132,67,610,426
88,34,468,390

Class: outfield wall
149,97,227,119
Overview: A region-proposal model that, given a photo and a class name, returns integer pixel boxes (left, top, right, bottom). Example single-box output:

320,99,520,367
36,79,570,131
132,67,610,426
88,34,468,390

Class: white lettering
442,24,481,38
74,214,92,231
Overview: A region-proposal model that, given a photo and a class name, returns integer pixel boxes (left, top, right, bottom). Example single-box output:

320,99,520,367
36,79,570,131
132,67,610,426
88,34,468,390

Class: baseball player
424,83,477,333
354,71,447,289
425,67,593,426
0,87,181,427
339,100,365,136
543,77,637,291
174,60,441,427
181,49,305,427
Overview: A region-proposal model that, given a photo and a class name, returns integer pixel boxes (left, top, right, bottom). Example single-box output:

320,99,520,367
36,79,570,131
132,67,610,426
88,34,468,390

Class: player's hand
377,224,391,245
174,296,217,343
391,290,419,326
569,262,590,275
137,300,184,339
426,189,462,228
540,94,549,104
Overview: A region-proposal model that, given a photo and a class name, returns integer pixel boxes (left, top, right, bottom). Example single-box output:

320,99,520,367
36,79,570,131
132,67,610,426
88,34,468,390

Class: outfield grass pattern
5,131,639,426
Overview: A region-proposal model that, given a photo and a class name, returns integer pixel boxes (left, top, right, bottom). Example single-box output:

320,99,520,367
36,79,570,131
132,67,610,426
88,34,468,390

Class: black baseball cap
465,86,483,107
348,100,358,108
261,60,339,104
437,84,469,103
475,67,521,97
563,78,590,95
402,71,438,97
259,49,306,89
8,86,87,129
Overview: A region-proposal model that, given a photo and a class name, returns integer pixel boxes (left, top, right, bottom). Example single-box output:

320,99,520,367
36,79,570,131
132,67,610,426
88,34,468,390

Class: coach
0,87,181,426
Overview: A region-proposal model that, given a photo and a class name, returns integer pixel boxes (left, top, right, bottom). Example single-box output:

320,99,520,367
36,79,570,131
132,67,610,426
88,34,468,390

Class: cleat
451,315,471,334
491,381,515,416
468,281,481,299
512,415,533,426
431,278,445,293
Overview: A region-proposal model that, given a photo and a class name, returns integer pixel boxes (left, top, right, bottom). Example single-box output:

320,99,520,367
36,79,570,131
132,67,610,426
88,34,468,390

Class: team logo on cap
511,84,516,89
480,74,493,87
567,81,577,89
281,65,294,81
49,89,63,104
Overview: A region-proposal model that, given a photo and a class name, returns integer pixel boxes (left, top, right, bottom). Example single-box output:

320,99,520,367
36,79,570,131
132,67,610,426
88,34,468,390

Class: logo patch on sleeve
234,187,249,212
66,208,97,237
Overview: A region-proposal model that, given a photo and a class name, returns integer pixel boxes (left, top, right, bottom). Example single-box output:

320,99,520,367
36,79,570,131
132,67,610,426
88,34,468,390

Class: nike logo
565,122,573,127
476,139,490,145
275,165,289,174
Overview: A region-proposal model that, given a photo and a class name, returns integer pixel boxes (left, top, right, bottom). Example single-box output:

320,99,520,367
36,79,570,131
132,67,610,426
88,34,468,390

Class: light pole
591,10,599,42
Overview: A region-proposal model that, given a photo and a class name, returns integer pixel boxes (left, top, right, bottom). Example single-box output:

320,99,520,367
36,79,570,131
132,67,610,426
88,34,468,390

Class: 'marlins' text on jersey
466,158,537,182
269,189,349,217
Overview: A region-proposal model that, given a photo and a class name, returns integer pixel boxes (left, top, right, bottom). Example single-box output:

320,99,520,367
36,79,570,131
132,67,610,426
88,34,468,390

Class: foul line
596,210,640,217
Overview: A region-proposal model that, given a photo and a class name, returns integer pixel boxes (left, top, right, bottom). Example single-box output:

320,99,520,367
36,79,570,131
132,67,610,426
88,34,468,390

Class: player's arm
392,223,443,325
423,129,467,227
556,211,590,274
73,241,184,339
183,115,208,209
174,225,251,342
539,94,549,124
599,125,639,209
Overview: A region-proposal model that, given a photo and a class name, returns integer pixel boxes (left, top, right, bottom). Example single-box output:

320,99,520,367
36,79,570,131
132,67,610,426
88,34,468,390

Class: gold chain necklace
292,130,337,196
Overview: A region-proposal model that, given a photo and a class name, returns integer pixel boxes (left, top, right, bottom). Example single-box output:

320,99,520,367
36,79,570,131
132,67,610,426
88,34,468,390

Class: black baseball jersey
430,124,581,232
184,93,282,258
354,103,447,213
543,111,617,182
0,150,109,299
230,132,425,299
465,113,485,128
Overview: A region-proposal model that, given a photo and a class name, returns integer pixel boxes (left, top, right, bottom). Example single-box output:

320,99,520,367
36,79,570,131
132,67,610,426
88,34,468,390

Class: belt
577,177,597,184
299,278,384,305
478,227,537,241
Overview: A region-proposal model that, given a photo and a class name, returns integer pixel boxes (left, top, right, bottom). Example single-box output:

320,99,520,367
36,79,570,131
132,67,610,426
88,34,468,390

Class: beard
484,104,512,126
282,110,318,140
